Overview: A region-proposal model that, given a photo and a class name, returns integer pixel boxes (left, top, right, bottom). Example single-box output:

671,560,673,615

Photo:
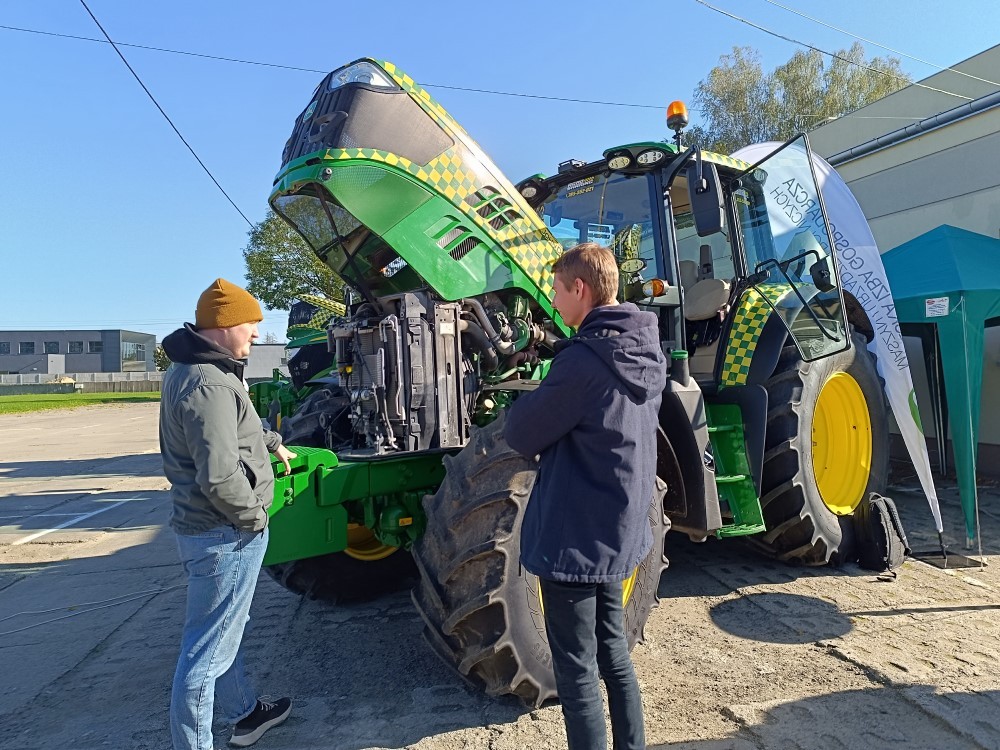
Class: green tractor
254,59,887,706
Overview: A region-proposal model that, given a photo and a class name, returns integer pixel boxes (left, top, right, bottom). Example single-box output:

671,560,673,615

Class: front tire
752,332,888,565
411,414,667,706
265,545,417,602
265,386,417,602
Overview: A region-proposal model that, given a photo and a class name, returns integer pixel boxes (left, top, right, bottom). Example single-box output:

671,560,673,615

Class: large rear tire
752,332,888,565
411,414,667,707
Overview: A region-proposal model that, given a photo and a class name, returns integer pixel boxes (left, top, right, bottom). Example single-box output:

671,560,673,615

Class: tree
689,43,911,154
242,209,345,310
154,345,171,371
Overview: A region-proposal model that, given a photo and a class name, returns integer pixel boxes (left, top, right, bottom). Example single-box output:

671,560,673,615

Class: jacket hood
162,323,244,377
567,303,666,400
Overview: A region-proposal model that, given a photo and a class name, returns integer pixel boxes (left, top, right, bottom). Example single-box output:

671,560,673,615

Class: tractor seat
679,259,699,291
685,278,731,321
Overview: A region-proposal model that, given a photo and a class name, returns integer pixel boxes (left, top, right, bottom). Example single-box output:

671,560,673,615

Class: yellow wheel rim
344,523,399,561
812,372,872,515
620,566,639,606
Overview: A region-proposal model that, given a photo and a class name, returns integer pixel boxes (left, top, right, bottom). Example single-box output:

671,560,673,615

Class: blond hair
551,243,619,306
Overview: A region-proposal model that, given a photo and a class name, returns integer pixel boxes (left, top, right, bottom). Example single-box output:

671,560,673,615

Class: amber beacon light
666,101,689,133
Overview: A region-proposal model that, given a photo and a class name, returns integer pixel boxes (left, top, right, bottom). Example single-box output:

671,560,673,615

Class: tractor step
715,474,748,484
705,403,766,538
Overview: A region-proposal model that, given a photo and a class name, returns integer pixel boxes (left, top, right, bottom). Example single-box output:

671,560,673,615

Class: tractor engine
328,290,550,457
330,291,476,456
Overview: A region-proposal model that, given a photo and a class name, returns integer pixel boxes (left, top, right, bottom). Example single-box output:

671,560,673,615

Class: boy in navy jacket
506,243,666,750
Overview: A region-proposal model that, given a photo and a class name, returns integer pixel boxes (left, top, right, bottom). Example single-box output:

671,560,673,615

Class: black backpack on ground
853,492,911,575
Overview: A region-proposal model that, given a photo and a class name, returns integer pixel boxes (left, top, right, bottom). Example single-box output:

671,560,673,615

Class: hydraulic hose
461,298,517,356
458,319,499,372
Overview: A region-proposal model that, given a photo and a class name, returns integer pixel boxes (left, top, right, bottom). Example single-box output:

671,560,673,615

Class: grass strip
0,392,161,415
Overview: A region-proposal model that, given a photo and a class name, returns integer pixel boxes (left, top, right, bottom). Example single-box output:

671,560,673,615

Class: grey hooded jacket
159,324,281,533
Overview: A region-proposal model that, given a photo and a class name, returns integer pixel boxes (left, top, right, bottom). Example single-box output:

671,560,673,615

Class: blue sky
2,0,998,343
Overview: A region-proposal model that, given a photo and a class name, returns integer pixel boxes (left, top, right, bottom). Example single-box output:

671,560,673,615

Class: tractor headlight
328,62,397,92
636,149,666,166
607,153,632,170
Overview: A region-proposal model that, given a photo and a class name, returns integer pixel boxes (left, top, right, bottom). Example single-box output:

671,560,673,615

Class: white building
247,343,289,384
808,44,1000,466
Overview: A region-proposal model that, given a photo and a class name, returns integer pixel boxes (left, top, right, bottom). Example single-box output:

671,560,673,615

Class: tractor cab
523,127,852,390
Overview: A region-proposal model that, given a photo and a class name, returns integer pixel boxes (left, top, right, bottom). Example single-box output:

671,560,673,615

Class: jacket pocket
238,459,258,490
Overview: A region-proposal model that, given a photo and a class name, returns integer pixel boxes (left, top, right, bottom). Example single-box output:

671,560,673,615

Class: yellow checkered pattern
332,62,754,303
702,151,751,171
416,151,479,203
328,147,477,203
287,293,346,336
326,60,565,298
721,283,793,387
328,143,561,295
495,223,562,296
379,60,467,136
299,293,346,319
610,225,643,259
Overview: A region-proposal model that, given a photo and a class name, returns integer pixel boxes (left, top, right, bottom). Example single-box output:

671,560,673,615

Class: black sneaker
229,697,292,747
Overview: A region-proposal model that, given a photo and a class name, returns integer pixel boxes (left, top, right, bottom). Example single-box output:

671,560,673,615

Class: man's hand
273,445,297,476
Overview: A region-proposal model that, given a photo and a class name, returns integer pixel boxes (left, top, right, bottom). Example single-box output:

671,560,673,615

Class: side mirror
687,160,724,237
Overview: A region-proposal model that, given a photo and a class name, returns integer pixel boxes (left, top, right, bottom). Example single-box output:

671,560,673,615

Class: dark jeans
540,578,645,750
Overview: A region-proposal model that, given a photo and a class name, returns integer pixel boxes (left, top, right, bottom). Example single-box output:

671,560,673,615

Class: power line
693,0,973,102
760,0,1000,90
414,84,663,110
3,15,975,129
3,19,976,115
76,2,254,227
1,22,664,110
0,23,330,75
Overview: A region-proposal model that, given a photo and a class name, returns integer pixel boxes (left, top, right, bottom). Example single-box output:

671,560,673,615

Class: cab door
730,134,850,362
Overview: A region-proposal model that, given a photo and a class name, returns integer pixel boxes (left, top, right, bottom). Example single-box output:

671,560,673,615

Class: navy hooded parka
504,302,667,583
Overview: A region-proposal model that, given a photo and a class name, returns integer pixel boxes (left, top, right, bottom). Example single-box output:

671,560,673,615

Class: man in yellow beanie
160,278,296,750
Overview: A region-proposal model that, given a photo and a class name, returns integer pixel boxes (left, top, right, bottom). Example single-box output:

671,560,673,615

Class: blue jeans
540,578,645,750
171,526,267,750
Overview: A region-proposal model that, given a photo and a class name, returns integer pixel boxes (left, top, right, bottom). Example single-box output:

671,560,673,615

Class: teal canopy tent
882,225,1000,545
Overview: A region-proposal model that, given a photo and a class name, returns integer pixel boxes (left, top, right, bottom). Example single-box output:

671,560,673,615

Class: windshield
667,175,736,288
271,184,423,298
541,172,661,278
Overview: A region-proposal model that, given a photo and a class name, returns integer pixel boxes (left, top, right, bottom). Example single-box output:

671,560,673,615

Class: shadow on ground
649,685,998,749
0,454,158,479
0,514,533,750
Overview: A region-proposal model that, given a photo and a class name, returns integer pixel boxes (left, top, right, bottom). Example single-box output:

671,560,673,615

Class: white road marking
11,497,147,545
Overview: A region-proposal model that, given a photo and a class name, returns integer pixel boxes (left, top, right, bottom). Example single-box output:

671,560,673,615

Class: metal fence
0,372,165,385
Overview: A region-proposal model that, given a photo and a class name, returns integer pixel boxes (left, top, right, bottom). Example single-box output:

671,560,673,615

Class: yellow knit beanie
195,278,264,329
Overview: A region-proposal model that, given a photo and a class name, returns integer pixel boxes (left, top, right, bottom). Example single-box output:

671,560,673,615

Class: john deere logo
302,100,318,122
